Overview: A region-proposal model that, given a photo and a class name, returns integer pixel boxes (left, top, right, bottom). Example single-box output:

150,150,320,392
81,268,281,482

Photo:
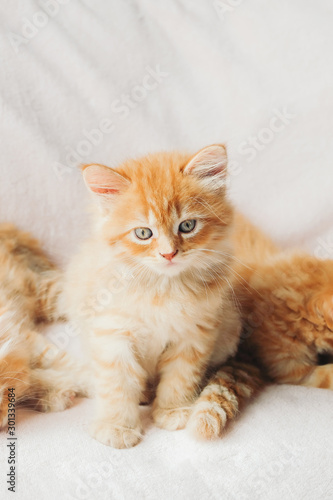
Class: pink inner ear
184,144,228,179
83,164,130,196
90,187,119,194
202,165,225,177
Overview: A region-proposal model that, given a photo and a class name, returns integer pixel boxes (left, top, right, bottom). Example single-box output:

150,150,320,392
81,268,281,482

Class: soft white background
0,1,333,499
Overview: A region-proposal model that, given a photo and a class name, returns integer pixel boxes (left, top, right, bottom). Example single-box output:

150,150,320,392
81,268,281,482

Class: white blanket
1,1,333,498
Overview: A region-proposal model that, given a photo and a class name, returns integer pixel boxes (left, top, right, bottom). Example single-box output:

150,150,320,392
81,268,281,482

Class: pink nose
160,250,178,261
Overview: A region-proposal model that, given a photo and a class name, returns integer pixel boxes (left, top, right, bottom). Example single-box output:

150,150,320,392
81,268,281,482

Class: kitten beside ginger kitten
0,225,89,428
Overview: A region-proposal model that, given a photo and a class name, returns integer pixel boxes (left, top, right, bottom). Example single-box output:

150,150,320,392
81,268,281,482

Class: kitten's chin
150,261,185,277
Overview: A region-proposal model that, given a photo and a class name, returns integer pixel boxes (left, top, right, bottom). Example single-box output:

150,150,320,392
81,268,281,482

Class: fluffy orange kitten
233,215,333,388
0,224,88,427
62,145,243,448
188,214,333,439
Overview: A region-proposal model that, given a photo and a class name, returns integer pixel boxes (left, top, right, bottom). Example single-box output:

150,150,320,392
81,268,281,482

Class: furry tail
187,357,264,439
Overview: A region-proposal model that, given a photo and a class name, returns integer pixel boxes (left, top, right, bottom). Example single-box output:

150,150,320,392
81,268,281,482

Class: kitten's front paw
187,403,227,440
153,406,191,431
38,389,77,413
90,420,142,448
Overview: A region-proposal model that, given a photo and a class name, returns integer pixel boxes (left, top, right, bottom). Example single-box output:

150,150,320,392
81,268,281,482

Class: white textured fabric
1,1,333,499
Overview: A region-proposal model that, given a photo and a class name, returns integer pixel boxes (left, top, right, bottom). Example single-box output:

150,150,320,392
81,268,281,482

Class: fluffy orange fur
0,224,89,428
232,214,333,387
61,145,243,448
189,213,333,439
61,144,333,446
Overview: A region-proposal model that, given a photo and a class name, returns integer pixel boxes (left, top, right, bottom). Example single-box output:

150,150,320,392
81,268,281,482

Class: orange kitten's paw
153,406,191,431
90,420,143,448
39,389,77,413
187,402,227,440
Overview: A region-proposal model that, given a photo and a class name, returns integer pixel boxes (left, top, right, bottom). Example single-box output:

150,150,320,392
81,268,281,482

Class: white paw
153,406,191,431
90,420,142,448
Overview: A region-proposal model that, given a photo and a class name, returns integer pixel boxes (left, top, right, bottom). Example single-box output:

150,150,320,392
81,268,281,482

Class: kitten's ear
82,164,130,198
183,144,228,190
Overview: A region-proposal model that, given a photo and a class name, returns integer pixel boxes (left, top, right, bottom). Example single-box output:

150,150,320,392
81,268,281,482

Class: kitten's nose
160,250,178,261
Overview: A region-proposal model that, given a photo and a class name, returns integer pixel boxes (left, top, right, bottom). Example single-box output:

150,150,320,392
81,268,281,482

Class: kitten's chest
105,287,204,338
91,285,221,357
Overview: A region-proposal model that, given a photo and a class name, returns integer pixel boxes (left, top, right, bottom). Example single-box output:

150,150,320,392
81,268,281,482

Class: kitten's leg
153,342,212,431
89,330,146,448
187,361,263,440
300,364,333,389
29,367,81,412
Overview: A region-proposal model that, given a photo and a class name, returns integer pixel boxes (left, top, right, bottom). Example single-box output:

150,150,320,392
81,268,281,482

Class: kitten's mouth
155,259,183,276
146,258,185,276
164,258,182,269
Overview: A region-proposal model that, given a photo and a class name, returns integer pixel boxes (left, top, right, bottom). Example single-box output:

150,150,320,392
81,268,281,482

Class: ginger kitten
0,224,88,427
61,145,242,448
231,213,333,389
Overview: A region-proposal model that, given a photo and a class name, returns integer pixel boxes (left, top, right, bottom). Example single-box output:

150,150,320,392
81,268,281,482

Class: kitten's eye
179,219,196,233
134,227,153,240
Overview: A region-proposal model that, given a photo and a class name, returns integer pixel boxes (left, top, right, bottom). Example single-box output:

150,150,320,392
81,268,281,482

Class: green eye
179,219,196,233
134,227,153,240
